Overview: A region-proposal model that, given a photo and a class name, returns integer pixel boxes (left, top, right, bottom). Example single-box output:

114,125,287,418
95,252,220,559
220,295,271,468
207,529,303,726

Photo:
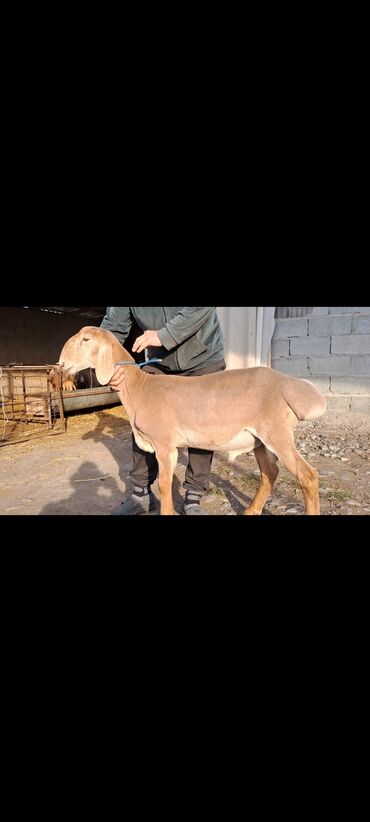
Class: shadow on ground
39,460,122,515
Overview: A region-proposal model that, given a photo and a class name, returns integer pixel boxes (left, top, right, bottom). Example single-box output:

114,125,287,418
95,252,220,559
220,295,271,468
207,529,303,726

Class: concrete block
352,314,370,334
274,318,308,338
309,315,352,336
309,356,350,376
304,377,330,394
311,307,330,316
330,307,370,314
271,339,290,357
351,356,370,376
331,377,370,395
291,337,330,356
332,335,370,355
272,357,309,376
350,396,370,412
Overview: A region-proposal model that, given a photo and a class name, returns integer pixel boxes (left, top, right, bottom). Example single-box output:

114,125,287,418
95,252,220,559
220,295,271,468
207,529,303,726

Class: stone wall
271,307,370,412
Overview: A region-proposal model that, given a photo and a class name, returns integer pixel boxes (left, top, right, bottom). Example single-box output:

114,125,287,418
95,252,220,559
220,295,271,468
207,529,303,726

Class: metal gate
0,364,66,447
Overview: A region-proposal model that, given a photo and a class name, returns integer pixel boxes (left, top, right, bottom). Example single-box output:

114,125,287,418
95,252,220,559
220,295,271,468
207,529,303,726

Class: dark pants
130,359,226,494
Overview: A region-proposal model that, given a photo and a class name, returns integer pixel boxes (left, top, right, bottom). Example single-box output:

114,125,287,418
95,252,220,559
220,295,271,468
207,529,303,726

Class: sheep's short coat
59,327,327,515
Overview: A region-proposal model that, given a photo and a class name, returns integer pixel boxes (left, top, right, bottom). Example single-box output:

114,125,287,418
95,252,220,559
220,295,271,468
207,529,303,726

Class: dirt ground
0,404,369,515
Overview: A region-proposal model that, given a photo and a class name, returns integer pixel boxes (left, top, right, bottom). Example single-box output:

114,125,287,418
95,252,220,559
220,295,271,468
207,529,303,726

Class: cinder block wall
0,308,86,365
271,307,370,412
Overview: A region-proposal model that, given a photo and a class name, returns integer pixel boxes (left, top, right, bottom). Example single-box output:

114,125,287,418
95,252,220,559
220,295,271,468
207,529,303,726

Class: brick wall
0,307,87,365
271,307,370,412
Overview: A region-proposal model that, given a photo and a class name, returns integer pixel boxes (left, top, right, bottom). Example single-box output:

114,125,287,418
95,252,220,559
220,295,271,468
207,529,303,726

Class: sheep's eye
82,337,90,342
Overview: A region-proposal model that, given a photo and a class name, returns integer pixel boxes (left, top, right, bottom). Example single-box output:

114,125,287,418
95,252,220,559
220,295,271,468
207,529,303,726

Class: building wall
0,308,86,365
271,307,370,412
218,307,275,369
2,307,369,413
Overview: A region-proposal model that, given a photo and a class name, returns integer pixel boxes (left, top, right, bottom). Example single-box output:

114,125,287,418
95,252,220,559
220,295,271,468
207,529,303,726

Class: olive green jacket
100,307,224,373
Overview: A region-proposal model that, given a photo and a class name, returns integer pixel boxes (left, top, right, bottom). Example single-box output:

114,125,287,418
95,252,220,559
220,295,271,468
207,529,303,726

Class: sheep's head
59,326,123,385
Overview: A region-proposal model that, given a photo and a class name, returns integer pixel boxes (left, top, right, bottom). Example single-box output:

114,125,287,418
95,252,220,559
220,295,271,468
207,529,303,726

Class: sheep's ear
96,341,115,385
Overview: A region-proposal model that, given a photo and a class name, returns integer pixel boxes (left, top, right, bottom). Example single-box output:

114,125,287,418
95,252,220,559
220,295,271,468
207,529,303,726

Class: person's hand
132,330,162,354
109,365,126,390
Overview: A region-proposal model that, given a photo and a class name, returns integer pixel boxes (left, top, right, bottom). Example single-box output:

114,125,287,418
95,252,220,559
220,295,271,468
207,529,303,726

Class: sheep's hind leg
263,432,320,515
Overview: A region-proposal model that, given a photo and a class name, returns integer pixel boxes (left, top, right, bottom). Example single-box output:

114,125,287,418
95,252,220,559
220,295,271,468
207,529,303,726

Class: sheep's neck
119,366,148,422
109,338,151,423
111,338,134,366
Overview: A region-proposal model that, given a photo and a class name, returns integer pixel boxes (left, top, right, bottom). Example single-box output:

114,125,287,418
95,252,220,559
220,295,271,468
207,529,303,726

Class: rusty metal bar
2,364,59,371
56,386,66,432
0,364,62,443
9,369,14,419
0,364,119,445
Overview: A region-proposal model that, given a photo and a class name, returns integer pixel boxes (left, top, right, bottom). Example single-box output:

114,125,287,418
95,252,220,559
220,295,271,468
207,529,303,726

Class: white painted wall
218,307,276,369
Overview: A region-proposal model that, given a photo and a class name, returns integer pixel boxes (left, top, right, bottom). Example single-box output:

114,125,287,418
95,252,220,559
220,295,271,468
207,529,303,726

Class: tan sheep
59,326,327,515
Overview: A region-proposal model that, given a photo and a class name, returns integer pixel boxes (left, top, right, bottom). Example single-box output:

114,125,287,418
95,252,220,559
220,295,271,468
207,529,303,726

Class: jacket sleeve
157,307,217,351
100,307,132,344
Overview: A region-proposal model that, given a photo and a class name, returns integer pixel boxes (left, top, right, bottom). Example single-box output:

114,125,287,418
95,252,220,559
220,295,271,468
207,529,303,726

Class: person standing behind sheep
101,307,226,515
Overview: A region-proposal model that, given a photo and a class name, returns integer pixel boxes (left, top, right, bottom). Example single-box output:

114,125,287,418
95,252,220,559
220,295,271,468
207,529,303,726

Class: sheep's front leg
155,447,178,515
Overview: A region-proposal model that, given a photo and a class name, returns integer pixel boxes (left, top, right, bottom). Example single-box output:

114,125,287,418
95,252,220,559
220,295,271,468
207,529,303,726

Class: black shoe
111,488,157,516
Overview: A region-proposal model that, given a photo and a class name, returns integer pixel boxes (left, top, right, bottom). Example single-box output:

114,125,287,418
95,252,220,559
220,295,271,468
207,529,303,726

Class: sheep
59,326,327,516
49,368,99,392
62,378,77,392
73,368,100,390
49,368,76,393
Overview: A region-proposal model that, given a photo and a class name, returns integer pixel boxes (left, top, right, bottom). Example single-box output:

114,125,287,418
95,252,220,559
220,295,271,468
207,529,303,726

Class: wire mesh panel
0,365,66,447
